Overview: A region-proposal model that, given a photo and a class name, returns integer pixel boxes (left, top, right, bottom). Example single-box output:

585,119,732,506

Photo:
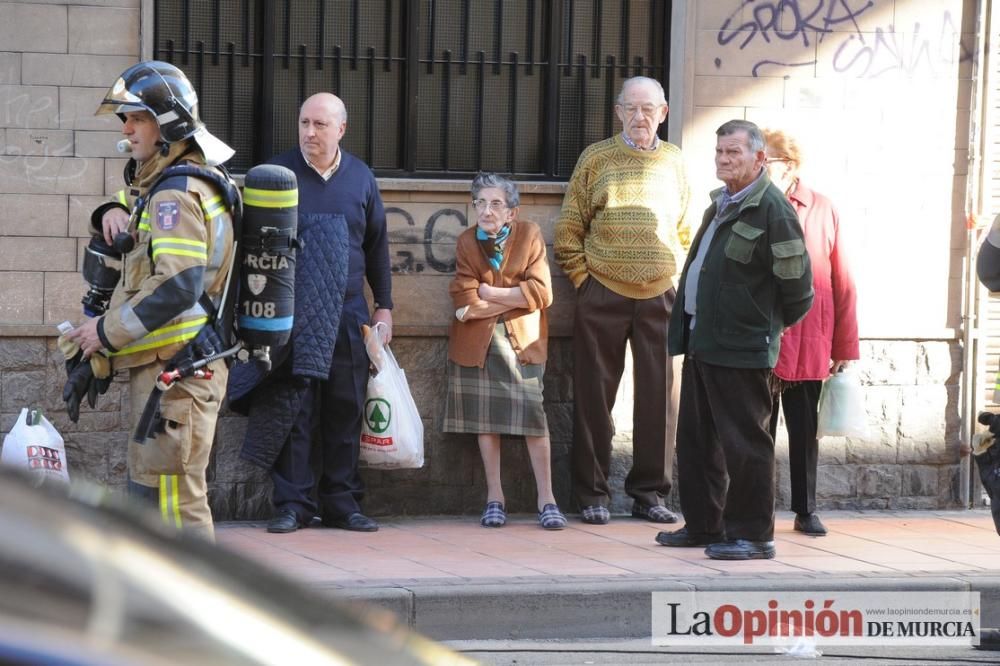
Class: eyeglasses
618,103,665,118
472,199,508,213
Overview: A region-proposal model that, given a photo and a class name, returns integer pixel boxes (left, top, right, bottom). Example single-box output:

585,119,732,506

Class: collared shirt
300,147,342,181
620,132,660,152
684,168,765,325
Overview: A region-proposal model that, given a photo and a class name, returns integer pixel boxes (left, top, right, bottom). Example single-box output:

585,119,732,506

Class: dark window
154,0,671,179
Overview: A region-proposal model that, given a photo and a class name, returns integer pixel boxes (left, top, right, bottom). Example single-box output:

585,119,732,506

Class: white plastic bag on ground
359,323,425,469
1,408,70,484
816,368,868,439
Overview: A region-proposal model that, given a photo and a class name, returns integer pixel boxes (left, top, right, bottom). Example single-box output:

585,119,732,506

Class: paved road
448,639,1000,665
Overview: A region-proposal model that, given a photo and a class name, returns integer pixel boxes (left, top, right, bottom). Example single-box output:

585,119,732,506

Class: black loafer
655,527,725,547
794,513,828,536
324,512,379,532
704,539,776,560
266,509,303,534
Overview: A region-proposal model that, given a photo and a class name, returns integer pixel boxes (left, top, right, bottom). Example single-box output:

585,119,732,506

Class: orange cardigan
447,221,553,367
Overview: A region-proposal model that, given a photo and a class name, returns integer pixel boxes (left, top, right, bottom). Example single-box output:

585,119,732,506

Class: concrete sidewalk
216,510,1000,641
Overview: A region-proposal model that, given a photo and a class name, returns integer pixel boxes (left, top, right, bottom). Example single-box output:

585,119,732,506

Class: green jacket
667,171,814,368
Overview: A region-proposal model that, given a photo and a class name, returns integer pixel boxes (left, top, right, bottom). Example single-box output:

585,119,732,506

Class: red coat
773,182,859,381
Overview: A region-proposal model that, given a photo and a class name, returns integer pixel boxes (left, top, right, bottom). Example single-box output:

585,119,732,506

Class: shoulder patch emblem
156,201,180,230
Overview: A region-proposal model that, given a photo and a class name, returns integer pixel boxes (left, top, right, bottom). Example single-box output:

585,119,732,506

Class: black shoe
704,539,776,560
323,512,379,532
632,502,679,524
655,527,725,547
794,513,827,536
266,509,303,534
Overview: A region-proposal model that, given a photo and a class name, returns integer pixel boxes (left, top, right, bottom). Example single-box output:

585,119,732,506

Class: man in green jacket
656,120,813,560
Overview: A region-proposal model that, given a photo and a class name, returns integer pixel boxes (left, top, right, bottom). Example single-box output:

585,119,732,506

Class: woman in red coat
764,129,860,537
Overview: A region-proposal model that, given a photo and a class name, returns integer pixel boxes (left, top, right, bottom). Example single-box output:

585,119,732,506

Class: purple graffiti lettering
718,2,973,79
718,0,874,51
751,59,817,78
832,11,973,78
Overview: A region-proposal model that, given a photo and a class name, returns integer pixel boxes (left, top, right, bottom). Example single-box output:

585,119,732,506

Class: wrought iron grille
154,0,671,179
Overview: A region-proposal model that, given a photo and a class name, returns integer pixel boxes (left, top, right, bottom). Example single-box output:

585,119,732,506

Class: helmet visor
95,76,148,116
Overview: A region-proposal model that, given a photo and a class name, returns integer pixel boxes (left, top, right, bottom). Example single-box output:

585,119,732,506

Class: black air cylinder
238,164,298,350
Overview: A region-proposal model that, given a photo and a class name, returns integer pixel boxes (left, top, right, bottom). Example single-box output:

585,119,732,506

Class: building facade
0,0,991,518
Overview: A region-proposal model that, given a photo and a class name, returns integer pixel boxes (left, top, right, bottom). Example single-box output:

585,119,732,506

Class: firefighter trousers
127,359,228,540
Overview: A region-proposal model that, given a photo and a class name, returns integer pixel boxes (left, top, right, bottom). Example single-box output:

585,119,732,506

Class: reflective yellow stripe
244,187,297,208
153,248,208,260
116,190,127,205
138,210,151,232
160,475,183,529
111,329,201,355
201,195,224,217
108,317,207,356
151,237,208,261
152,237,207,249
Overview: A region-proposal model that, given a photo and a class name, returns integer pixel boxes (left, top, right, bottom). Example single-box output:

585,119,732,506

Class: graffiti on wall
715,0,972,78
386,206,468,274
0,91,54,129
1,91,85,181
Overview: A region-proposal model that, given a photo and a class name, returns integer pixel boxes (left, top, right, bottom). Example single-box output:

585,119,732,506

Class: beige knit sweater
554,135,691,299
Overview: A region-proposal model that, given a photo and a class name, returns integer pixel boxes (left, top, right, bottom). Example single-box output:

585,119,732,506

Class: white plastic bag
359,323,425,469
816,368,868,439
1,408,70,484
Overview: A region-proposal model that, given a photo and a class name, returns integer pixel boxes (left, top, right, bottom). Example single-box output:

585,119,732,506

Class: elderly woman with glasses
443,172,567,530
763,129,860,537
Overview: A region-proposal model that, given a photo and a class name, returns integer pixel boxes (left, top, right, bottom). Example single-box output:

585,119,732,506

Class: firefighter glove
63,361,94,423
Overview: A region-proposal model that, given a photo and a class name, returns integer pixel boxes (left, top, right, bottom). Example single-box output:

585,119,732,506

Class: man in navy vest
235,93,393,533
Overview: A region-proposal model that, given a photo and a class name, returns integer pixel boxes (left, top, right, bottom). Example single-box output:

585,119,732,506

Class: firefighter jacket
96,141,235,371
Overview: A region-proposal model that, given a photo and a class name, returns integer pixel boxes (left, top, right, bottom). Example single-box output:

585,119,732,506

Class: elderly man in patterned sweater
554,76,691,525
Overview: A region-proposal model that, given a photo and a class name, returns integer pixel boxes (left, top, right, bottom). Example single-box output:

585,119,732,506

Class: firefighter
65,61,236,539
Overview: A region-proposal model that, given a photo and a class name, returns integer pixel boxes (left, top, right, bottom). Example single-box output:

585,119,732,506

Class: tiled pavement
216,510,1000,640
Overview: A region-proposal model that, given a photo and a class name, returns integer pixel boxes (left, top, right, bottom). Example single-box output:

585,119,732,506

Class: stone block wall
0,0,140,328
0,0,981,519
681,0,975,338
0,334,966,519
773,340,964,512
209,337,576,520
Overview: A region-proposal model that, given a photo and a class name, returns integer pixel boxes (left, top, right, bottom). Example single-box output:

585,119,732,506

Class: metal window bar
151,0,670,180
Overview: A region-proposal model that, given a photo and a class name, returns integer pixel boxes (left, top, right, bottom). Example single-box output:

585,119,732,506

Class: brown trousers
128,359,228,540
571,278,678,508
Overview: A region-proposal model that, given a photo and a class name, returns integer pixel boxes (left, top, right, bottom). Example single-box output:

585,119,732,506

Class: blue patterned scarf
477,224,511,271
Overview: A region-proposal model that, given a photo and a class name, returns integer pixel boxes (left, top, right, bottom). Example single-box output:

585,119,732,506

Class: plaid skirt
444,322,548,436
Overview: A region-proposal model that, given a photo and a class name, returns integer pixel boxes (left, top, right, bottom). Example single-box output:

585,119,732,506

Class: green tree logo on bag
365,398,391,434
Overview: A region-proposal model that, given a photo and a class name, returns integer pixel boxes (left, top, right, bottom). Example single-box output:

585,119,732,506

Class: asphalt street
448,639,1000,665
